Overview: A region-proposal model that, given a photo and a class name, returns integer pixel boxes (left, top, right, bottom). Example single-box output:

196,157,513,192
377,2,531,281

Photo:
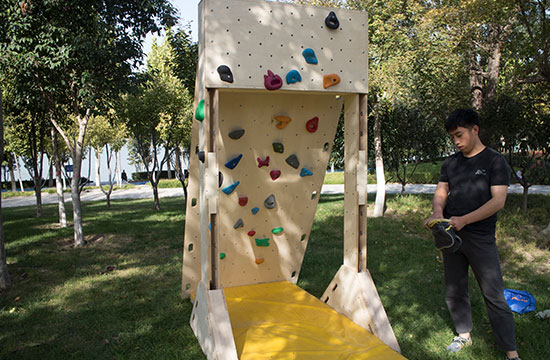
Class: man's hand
424,213,444,229
449,216,468,231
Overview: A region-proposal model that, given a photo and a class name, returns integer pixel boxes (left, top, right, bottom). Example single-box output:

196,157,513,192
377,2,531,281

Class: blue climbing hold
286,70,302,84
222,181,240,195
300,168,313,177
302,48,318,65
251,207,259,215
225,154,243,169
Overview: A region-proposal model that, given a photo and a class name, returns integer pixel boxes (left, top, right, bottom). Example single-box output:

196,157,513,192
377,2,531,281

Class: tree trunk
401,183,406,196
373,107,386,217
13,153,24,192
521,184,529,214
51,127,67,228
469,55,484,111
175,146,188,205
99,144,114,208
152,178,161,211
0,89,12,291
8,155,16,192
167,150,172,179
71,142,85,247
48,158,54,188
116,150,122,186
95,148,101,187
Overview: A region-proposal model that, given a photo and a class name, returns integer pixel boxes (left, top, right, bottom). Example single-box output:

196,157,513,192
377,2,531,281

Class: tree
0,83,11,291
87,113,127,207
3,0,177,246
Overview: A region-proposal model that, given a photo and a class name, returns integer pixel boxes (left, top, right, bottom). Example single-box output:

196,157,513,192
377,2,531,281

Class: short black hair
445,108,480,132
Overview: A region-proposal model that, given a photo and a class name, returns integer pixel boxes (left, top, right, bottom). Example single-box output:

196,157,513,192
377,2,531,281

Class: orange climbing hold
274,116,292,129
255,258,265,265
323,74,341,89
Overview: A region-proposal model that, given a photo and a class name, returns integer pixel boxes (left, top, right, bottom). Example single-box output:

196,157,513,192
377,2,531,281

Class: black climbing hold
198,151,205,163
225,154,243,169
272,142,284,153
219,171,223,188
229,128,245,139
217,65,234,83
285,154,300,169
325,11,339,30
234,218,244,229
264,194,276,209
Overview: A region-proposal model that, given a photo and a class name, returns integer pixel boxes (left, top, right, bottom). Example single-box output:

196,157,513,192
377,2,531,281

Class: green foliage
167,26,198,96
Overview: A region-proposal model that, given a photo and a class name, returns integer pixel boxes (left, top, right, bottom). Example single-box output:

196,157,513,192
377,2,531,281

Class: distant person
424,109,520,360
121,170,128,184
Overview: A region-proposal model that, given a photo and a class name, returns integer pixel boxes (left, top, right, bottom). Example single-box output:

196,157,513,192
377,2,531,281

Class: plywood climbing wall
182,0,368,297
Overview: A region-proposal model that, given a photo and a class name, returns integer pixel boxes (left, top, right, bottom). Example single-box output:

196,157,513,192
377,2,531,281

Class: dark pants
443,230,517,352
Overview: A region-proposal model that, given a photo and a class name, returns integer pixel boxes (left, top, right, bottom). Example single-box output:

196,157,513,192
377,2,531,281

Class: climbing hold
272,142,284,153
285,154,300,169
286,70,302,84
264,194,276,209
323,74,341,89
195,99,205,121
306,117,319,133
274,115,292,129
234,218,244,229
300,168,313,177
220,253,226,260
217,65,234,83
228,128,245,139
325,11,340,30
197,151,205,163
225,154,243,169
270,170,281,181
264,70,283,90
222,181,240,195
239,196,248,206
255,238,270,247
255,258,265,264
257,156,270,168
272,227,283,235
219,171,224,188
248,230,256,237
302,48,318,65
251,207,259,215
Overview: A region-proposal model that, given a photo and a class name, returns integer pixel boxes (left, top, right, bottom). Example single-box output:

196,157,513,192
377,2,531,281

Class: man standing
424,109,520,360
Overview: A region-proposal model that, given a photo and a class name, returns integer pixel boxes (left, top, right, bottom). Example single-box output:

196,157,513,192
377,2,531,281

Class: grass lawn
1,193,549,359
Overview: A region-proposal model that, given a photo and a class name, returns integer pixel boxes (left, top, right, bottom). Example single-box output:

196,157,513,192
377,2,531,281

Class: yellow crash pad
224,281,405,360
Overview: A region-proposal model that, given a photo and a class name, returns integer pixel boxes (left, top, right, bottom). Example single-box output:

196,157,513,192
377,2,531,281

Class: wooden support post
207,90,219,290
358,94,368,272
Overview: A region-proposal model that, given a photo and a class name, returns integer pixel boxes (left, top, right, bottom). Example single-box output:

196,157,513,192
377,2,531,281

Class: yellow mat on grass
224,281,405,360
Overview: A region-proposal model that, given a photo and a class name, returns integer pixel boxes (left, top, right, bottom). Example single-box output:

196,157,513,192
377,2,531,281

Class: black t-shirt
440,147,510,234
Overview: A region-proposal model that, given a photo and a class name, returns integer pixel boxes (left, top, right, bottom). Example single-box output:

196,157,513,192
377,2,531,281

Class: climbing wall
182,0,368,297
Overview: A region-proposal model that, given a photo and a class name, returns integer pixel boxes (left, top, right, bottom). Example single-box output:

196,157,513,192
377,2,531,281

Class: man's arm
449,185,508,231
424,181,449,229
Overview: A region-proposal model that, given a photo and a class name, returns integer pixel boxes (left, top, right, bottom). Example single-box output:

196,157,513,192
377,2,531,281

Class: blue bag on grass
504,289,536,314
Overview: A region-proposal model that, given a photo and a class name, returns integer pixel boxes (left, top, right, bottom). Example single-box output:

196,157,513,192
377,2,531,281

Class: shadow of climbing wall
182,0,368,297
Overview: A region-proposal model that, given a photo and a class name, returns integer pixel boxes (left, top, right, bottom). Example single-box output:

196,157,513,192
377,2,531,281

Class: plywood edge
321,265,401,353
191,281,239,360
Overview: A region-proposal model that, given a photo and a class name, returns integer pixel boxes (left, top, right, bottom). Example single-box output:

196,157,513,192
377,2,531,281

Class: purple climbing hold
229,128,245,139
257,156,270,168
300,168,313,177
222,181,240,195
302,48,318,65
264,70,283,90
285,154,300,169
286,70,302,84
264,194,276,209
225,154,243,169
217,65,234,83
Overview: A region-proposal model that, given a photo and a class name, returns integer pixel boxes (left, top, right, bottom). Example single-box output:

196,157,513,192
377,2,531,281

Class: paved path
2,183,548,208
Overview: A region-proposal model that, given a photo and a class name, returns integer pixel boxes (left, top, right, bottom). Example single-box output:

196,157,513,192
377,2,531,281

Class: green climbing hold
272,142,284,153
255,238,270,247
272,227,283,234
195,99,205,121
220,252,226,259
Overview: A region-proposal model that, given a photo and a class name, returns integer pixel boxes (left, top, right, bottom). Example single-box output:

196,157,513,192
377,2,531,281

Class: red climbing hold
270,170,281,180
257,156,270,168
306,117,319,133
239,196,248,206
248,230,256,237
